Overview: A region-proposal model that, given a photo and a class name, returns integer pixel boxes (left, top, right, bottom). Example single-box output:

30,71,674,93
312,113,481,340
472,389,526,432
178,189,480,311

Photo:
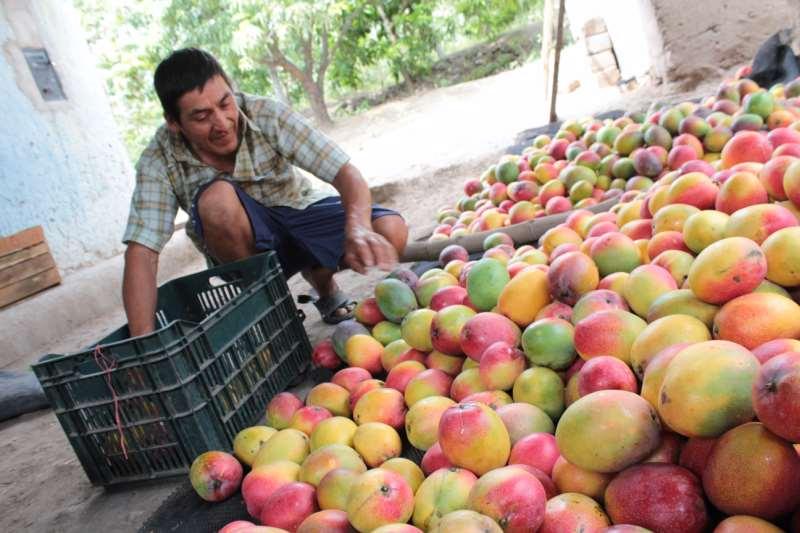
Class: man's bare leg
197,187,408,319
195,180,256,262
300,214,408,319
373,215,408,255
309,214,407,297
301,267,336,295
298,266,353,321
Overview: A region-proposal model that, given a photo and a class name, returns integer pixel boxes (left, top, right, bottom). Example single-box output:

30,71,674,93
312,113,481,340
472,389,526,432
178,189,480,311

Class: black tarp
0,370,49,422
748,28,800,88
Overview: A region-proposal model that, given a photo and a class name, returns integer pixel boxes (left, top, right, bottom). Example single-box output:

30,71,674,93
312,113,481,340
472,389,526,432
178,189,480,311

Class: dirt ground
0,45,718,533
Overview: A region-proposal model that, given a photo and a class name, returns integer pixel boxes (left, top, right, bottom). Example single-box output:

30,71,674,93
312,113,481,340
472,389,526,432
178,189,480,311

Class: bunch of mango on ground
190,68,800,533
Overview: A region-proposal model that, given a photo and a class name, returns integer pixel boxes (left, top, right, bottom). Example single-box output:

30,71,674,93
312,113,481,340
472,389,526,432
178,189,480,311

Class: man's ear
165,113,181,134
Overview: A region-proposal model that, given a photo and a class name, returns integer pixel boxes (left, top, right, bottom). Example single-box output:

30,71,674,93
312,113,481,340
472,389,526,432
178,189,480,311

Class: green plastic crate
32,252,311,487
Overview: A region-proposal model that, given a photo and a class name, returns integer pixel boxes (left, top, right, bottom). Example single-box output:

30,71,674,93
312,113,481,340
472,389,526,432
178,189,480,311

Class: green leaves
75,0,542,161
455,0,542,39
75,0,166,159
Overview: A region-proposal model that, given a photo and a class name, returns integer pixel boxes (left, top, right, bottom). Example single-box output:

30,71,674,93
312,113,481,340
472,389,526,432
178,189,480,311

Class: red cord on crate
93,346,129,460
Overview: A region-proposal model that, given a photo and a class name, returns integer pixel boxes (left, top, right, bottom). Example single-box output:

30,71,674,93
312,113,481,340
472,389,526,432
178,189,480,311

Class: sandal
298,290,357,325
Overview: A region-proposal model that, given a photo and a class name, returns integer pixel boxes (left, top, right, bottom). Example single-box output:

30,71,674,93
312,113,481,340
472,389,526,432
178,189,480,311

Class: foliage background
75,0,542,161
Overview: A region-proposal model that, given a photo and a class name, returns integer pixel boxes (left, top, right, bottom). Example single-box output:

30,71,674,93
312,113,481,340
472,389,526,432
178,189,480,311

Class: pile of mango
429,68,800,241
189,71,800,533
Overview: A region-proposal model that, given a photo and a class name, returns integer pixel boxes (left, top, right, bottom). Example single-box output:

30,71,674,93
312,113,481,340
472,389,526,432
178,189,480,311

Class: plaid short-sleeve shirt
122,93,350,253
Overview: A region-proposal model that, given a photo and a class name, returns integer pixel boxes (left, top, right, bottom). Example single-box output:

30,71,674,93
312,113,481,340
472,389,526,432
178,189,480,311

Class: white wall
0,0,134,272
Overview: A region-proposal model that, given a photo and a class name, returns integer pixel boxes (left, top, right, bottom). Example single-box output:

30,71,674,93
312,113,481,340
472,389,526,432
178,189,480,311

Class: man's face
168,74,240,160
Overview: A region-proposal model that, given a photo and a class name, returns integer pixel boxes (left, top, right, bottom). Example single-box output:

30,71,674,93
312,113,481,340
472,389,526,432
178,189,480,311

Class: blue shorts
191,180,400,277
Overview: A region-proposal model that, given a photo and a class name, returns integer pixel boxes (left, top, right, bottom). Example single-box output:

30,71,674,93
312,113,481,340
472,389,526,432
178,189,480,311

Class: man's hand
343,223,398,274
333,163,399,275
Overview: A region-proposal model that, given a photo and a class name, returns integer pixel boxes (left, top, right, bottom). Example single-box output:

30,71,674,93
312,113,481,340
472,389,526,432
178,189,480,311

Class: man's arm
122,243,160,336
332,162,397,274
264,99,398,272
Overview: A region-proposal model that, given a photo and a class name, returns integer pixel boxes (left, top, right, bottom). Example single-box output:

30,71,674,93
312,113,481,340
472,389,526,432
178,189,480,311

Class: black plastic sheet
0,370,49,422
748,29,800,88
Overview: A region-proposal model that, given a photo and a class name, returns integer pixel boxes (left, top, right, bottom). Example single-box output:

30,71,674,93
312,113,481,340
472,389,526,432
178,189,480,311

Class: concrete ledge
0,230,206,369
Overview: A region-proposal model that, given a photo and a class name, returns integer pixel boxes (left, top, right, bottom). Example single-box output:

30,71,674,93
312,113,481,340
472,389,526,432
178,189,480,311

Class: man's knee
196,181,248,234
374,215,408,254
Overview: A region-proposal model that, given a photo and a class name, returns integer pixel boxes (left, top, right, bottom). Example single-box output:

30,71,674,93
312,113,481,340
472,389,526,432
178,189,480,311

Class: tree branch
317,21,330,83
301,28,314,78
315,5,362,84
266,39,310,88
265,62,289,104
399,0,412,12
374,1,398,44
328,5,361,64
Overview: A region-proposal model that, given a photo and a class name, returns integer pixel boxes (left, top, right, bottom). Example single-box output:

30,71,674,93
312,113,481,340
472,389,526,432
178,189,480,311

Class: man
122,48,407,335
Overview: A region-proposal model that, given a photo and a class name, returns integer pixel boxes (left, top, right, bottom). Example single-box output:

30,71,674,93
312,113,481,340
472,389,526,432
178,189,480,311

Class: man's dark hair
154,48,233,122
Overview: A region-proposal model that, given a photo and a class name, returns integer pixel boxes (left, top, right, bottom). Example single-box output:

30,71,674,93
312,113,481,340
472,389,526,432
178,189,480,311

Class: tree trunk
268,64,289,105
264,46,333,127
541,0,554,101
305,80,333,127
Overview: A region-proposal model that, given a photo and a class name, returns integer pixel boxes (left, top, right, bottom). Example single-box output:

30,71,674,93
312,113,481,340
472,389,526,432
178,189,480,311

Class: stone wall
650,0,800,88
567,0,800,90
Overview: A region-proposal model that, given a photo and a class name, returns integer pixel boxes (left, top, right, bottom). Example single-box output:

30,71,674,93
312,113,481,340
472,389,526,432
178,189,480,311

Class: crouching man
122,48,407,334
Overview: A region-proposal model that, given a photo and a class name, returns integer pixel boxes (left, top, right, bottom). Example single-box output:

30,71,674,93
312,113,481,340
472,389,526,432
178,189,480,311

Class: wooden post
547,0,566,123
541,0,554,103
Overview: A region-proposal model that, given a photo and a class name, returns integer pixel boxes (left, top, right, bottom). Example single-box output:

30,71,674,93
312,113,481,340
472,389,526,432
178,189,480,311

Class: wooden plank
0,242,49,270
0,226,44,257
0,252,55,289
0,267,61,308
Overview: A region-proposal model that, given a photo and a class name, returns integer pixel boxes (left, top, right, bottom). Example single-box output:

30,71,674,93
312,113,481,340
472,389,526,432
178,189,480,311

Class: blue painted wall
0,1,134,271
